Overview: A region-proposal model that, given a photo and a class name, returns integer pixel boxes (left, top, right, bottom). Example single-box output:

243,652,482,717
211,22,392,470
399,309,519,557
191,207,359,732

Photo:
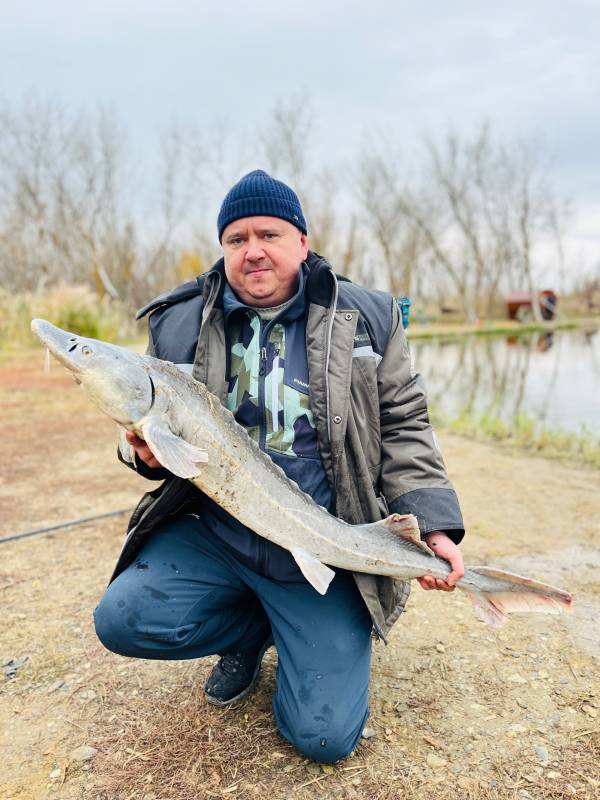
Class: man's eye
264,233,277,240
231,238,243,245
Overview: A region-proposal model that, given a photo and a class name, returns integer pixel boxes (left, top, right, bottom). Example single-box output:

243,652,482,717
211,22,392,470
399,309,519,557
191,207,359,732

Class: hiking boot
204,634,274,707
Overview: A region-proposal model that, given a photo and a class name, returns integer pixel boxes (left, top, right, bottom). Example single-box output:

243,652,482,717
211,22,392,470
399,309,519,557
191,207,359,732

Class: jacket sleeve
378,300,464,544
117,447,171,481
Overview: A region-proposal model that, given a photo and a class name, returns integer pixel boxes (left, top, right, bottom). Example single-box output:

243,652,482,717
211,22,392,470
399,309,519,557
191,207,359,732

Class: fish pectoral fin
290,547,335,595
117,426,135,465
367,514,435,556
139,417,208,479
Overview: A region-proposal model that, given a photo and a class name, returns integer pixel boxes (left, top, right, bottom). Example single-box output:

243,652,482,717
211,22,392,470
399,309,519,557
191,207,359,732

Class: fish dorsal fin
366,514,435,557
290,547,336,595
139,417,208,479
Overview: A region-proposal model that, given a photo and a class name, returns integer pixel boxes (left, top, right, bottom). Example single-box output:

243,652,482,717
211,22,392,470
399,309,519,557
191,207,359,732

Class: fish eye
81,346,92,356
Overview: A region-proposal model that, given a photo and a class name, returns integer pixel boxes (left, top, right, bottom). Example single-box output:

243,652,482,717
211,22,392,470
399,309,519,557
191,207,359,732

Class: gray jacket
112,252,464,640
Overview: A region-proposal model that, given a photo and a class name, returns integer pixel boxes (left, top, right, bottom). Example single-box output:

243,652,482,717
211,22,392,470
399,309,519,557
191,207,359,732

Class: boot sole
205,636,274,707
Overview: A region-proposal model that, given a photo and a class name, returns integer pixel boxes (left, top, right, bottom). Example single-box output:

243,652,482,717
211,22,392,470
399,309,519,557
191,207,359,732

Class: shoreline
406,316,600,340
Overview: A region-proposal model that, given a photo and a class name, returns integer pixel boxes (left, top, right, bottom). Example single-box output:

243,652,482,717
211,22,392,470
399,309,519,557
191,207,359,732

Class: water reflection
410,329,600,436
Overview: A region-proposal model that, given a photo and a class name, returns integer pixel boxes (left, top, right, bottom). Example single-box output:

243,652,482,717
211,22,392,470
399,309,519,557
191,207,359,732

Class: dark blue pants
93,515,372,763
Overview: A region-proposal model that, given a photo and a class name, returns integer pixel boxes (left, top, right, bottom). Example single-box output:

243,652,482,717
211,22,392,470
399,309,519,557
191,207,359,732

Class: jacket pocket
368,461,389,519
350,358,382,467
376,494,390,518
368,461,382,491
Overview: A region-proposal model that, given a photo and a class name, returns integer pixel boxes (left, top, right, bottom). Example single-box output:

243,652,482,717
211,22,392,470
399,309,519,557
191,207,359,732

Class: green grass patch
407,317,593,340
431,405,600,469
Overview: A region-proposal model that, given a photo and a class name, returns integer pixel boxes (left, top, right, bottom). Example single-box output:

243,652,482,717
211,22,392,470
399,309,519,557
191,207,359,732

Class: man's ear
300,232,309,259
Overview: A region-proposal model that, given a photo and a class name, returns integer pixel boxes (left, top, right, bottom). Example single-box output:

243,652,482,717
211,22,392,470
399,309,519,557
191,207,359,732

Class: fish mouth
31,318,84,374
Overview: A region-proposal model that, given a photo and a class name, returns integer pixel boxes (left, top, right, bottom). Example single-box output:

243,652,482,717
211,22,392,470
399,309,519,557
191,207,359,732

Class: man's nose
245,238,265,262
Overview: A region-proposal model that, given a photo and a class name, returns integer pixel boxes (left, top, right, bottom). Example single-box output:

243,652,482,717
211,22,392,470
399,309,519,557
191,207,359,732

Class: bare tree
354,150,427,296
365,124,569,321
0,97,571,325
256,98,359,276
0,99,138,301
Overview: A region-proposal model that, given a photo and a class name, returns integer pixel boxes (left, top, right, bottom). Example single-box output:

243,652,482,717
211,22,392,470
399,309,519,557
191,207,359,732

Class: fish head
31,319,154,426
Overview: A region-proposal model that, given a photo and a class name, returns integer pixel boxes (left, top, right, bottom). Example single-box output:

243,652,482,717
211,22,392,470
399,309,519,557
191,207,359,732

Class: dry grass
93,664,290,800
0,284,128,352
90,670,600,800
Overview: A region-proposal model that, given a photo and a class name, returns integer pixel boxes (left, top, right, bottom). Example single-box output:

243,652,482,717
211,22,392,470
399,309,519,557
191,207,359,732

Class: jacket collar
304,250,338,307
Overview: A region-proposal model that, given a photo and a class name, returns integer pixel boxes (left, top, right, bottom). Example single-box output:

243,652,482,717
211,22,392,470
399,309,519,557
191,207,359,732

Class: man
94,170,465,764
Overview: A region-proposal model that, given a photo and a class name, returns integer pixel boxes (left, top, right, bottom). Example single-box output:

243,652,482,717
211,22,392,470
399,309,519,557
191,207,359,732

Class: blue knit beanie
217,169,307,241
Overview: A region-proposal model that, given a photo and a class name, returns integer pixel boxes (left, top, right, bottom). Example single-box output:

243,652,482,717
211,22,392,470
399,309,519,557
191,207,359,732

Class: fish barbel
31,319,573,628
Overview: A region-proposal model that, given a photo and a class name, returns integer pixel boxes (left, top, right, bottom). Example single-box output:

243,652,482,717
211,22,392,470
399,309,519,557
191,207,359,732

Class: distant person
93,170,465,763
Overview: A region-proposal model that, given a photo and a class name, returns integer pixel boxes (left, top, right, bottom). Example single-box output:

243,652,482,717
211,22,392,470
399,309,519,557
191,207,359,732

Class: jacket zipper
256,317,276,575
258,343,282,441
257,325,268,573
259,346,268,375
258,336,268,451
271,348,280,432
257,315,275,452
324,273,339,441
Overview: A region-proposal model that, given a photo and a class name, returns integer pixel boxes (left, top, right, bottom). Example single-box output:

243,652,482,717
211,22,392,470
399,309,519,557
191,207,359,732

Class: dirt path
1,356,599,800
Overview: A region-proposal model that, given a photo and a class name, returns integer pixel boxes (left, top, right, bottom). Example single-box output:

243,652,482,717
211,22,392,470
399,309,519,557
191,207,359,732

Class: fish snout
31,318,86,373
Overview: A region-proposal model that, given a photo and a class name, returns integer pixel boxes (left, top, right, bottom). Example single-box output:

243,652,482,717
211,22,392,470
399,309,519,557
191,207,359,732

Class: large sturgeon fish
31,319,573,628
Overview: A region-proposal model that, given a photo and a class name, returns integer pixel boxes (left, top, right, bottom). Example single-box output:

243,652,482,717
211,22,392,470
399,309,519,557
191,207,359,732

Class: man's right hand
125,430,163,469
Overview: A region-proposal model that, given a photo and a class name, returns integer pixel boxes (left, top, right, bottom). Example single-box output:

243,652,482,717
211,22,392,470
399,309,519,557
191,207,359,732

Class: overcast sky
1,0,599,267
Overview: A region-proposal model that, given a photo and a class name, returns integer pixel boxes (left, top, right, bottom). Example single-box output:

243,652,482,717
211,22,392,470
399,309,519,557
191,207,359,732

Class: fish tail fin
460,566,573,628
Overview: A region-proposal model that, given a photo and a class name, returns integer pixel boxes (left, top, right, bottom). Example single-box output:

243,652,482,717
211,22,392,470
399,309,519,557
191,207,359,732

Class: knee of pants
275,698,367,764
93,596,200,658
285,723,359,764
93,595,141,657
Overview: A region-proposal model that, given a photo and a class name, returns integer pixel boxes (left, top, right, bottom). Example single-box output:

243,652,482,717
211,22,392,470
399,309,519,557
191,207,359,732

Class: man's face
222,216,308,307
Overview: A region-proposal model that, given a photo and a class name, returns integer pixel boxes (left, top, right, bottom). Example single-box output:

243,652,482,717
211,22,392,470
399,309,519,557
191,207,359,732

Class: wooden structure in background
505,290,557,321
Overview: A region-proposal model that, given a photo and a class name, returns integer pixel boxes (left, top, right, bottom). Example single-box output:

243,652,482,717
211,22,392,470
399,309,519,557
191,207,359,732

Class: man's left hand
417,531,464,592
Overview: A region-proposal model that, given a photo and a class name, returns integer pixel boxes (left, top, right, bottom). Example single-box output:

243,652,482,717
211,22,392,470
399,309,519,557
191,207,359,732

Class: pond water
409,328,600,437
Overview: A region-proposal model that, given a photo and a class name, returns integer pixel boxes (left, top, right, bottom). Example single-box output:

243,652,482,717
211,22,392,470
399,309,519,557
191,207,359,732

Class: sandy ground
1,353,599,800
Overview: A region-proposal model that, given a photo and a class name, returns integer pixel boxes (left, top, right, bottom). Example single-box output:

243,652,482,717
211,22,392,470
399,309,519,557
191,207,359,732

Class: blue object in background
397,297,411,328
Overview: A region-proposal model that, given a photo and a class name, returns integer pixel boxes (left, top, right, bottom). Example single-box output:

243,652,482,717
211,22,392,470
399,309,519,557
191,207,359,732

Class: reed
0,285,127,351
431,406,600,469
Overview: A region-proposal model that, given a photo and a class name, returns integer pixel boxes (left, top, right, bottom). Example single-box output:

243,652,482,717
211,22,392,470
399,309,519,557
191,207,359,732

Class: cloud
1,0,598,215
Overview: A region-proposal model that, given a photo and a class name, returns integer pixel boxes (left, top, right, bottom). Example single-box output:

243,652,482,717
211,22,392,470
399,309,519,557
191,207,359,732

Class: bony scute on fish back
31,319,574,629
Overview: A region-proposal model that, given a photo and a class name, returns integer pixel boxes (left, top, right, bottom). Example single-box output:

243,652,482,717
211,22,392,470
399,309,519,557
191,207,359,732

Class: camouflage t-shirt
223,275,332,512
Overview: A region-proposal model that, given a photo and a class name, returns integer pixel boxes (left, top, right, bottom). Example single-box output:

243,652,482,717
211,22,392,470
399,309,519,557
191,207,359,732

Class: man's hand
417,531,464,592
125,430,163,469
